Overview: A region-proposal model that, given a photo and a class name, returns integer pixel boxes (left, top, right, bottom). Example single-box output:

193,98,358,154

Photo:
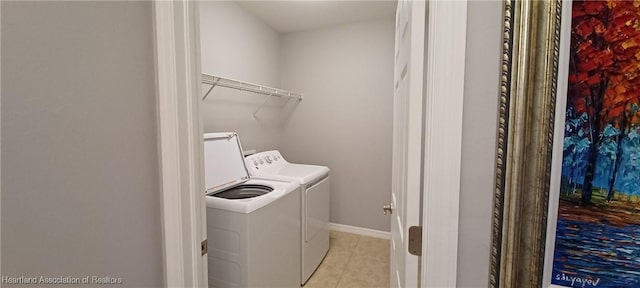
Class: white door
390,0,426,287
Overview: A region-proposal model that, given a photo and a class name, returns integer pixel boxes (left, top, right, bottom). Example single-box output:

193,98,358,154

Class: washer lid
276,164,330,184
203,132,250,194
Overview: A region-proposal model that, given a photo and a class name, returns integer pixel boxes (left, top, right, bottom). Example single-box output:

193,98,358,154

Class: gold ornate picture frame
490,0,563,287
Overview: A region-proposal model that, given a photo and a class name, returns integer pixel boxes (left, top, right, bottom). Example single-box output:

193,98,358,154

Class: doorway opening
154,1,467,287
199,1,396,287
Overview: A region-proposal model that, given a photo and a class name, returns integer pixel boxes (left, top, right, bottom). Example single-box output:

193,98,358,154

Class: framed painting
491,0,640,287
489,0,562,287
549,0,640,287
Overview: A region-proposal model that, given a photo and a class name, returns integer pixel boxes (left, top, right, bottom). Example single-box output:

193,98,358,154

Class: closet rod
202,74,303,101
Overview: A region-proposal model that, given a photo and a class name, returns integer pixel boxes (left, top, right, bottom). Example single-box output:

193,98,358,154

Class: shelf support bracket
253,93,275,117
202,77,220,100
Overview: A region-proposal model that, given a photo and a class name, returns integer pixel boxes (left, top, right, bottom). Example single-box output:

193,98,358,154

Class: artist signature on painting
555,273,601,287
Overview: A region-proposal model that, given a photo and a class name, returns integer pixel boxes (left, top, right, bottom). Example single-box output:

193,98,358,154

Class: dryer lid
203,132,250,194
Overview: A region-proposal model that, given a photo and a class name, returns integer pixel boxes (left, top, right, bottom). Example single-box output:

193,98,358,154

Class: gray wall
457,0,503,286
279,19,395,232
1,2,163,287
199,1,284,153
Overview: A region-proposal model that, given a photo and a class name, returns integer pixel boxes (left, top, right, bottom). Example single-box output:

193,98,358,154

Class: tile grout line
334,234,362,288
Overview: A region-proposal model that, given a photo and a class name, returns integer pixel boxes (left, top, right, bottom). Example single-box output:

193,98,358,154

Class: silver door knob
383,203,393,215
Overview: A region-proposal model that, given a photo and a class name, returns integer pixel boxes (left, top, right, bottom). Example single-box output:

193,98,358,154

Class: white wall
1,2,163,287
279,19,395,232
457,1,503,286
199,1,285,152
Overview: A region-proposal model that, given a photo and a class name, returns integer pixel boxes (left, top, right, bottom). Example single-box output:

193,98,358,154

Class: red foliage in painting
570,0,640,131
568,0,640,205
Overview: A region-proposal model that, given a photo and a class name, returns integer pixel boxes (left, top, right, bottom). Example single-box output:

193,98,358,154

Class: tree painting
552,1,640,287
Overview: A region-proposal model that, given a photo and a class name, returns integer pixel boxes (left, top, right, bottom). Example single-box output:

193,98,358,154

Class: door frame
153,1,207,287
152,0,468,287
421,0,467,286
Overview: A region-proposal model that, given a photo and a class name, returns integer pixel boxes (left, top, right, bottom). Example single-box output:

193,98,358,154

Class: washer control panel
245,150,288,175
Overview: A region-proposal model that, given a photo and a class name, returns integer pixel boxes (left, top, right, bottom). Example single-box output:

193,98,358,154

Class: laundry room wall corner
279,18,395,232
199,1,284,152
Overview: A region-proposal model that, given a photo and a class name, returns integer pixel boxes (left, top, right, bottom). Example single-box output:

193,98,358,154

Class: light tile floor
303,231,390,288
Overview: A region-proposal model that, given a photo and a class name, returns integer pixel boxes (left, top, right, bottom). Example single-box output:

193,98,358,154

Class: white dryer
245,151,330,284
204,133,301,288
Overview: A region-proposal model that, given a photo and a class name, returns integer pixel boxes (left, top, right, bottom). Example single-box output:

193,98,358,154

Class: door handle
383,203,393,215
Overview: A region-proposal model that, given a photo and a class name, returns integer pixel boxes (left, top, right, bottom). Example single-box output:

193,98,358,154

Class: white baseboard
327,223,391,240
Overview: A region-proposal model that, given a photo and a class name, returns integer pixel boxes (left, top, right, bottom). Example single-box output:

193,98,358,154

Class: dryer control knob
265,156,272,163
253,160,259,166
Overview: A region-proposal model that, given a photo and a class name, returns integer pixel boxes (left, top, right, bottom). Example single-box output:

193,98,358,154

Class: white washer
245,151,330,284
204,133,301,288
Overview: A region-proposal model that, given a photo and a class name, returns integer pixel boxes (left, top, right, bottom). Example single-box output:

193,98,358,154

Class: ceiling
235,1,397,33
